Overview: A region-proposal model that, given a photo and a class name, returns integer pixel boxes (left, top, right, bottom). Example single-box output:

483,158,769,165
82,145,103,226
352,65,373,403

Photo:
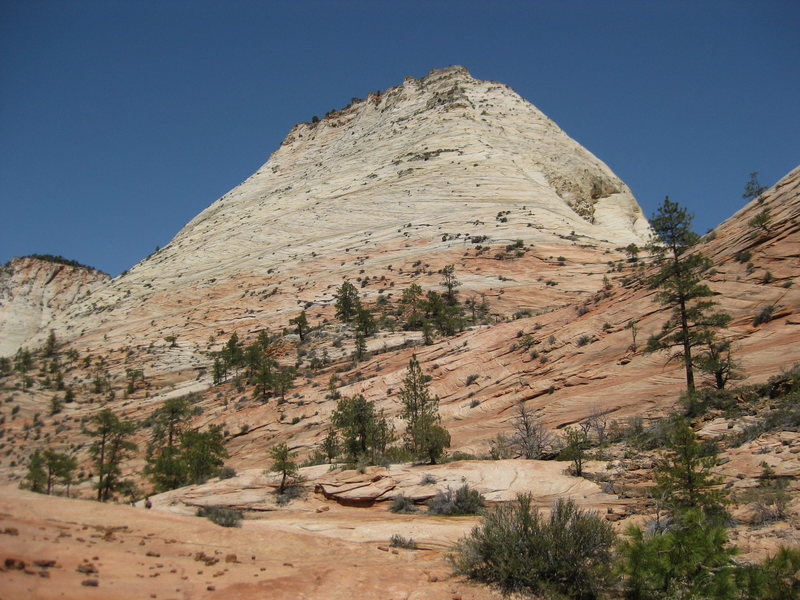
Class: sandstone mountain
1,65,648,365
1,67,799,598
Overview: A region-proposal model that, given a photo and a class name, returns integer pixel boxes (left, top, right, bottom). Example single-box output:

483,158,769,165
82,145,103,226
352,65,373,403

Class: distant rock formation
0,257,108,356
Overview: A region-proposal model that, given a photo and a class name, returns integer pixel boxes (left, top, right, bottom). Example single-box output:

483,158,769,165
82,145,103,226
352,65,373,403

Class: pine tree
619,509,738,599
655,416,727,513
43,448,76,495
290,310,310,341
561,426,589,477
440,264,460,304
85,409,137,502
145,397,192,491
332,394,391,463
742,171,767,203
23,449,47,493
269,443,298,494
321,428,339,464
334,281,361,323
353,332,367,362
695,339,743,390
181,425,228,484
399,355,449,464
646,197,731,393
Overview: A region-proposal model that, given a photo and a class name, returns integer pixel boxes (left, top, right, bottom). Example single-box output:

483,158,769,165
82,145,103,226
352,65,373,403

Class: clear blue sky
2,0,798,275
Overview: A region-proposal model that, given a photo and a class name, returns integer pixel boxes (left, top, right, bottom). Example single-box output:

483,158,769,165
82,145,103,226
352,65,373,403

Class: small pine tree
742,171,767,203
695,339,743,390
290,310,310,341
332,394,391,464
334,281,361,323
42,449,76,495
181,425,228,485
269,443,298,494
748,209,771,234
561,426,589,477
440,264,460,304
23,449,47,493
353,332,367,362
85,409,137,502
655,417,727,513
399,355,449,464
619,509,738,599
321,428,339,464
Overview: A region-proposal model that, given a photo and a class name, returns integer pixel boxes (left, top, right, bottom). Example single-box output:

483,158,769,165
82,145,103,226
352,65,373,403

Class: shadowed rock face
0,65,649,359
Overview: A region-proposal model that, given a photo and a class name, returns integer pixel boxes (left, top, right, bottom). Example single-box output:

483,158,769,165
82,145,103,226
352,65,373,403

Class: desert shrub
427,484,485,515
276,484,305,506
451,495,615,598
735,250,752,263
390,534,417,549
465,374,479,385
446,451,478,462
753,305,776,326
217,466,237,480
390,494,418,513
197,505,242,527
576,334,594,347
420,473,437,485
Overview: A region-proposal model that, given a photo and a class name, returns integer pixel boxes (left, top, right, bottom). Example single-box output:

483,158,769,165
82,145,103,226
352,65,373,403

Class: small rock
283,562,294,567
38,570,50,578
2,527,19,536
377,545,389,552
316,506,330,513
81,579,99,587
224,554,237,563
206,585,215,591
146,551,161,557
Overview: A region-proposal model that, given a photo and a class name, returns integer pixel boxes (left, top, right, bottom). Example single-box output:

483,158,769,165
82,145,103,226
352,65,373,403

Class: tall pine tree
646,197,731,394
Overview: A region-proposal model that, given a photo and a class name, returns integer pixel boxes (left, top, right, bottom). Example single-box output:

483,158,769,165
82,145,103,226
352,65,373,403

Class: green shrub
390,494,418,513
619,509,738,599
576,334,594,347
735,250,752,263
427,484,485,515
197,505,242,527
451,495,615,598
734,546,800,599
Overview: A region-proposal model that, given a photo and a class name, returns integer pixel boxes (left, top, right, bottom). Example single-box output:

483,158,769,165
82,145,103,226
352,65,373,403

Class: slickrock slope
0,485,503,600
0,257,108,356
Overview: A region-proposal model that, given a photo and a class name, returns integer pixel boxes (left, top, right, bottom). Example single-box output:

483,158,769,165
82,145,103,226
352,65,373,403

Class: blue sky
1,0,798,275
